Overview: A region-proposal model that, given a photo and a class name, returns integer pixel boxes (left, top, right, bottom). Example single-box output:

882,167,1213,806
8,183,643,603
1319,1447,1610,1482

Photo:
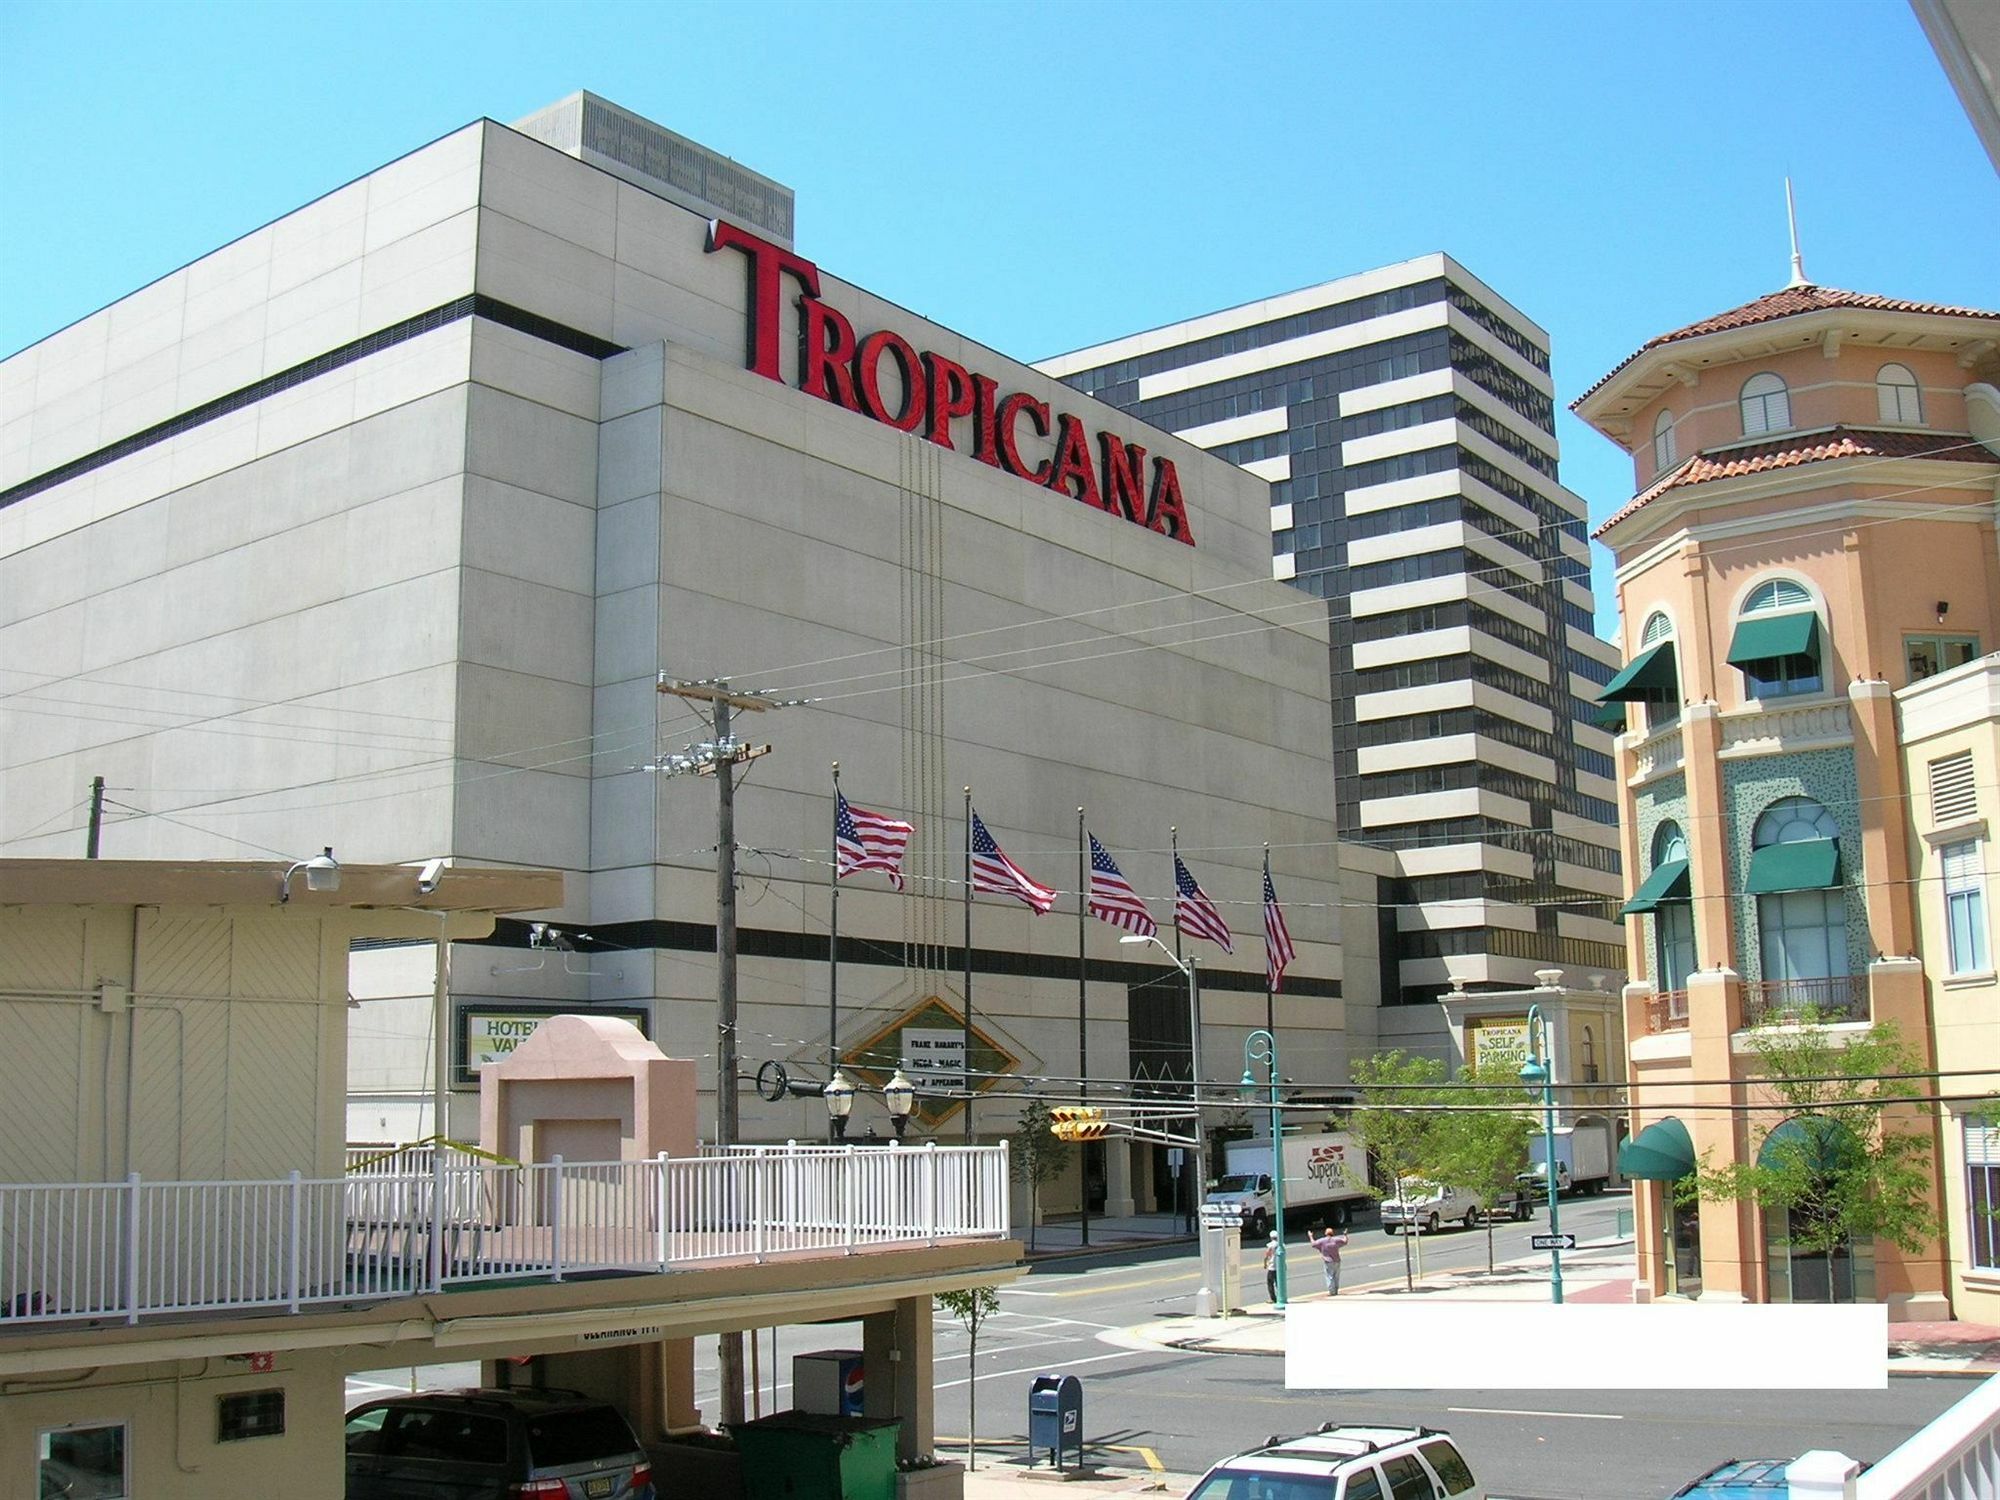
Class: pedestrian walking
1309,1223,1349,1296
1262,1232,1279,1303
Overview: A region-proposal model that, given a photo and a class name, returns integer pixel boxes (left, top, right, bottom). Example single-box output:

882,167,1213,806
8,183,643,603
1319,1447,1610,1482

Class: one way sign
1530,1233,1576,1250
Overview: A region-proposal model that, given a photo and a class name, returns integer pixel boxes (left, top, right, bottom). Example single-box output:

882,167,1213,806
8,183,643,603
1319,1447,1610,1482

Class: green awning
1598,641,1678,704
1619,1117,1695,1181
1727,612,1821,670
1745,838,1841,895
1621,859,1691,915
1593,700,1628,733
1757,1116,1861,1175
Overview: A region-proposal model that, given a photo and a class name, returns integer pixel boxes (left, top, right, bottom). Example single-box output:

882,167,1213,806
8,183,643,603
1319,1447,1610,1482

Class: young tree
934,1286,1001,1469
1430,1061,1537,1273
1008,1099,1071,1253
1343,1050,1452,1290
1696,1012,1941,1302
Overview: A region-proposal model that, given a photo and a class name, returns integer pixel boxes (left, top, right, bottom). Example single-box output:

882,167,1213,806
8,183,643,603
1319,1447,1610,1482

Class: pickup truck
1380,1179,1530,1234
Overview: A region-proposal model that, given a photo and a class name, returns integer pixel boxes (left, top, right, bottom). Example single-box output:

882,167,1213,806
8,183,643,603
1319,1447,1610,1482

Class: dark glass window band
0,297,627,512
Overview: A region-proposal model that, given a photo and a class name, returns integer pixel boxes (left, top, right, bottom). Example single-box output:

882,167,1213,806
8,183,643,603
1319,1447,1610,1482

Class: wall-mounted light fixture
279,847,339,902
1938,600,1951,625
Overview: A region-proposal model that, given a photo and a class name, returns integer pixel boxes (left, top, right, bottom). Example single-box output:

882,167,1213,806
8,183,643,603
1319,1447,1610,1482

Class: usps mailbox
1027,1373,1083,1469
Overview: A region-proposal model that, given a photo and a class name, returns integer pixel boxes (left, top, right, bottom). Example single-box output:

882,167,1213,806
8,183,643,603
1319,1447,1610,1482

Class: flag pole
963,787,974,1145
1263,845,1275,1037
1172,825,1190,1233
829,763,841,1089
1077,807,1090,1250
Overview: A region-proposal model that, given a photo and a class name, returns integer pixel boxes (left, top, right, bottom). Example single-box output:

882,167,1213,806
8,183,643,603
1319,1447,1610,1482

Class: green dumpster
728,1411,902,1500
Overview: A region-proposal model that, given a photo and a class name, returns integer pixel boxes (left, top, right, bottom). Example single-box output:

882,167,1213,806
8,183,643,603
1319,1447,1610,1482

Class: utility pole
654,676,786,1429
85,775,105,858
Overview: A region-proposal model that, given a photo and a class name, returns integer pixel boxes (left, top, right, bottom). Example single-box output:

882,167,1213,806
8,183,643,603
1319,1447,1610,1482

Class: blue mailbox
1027,1373,1083,1469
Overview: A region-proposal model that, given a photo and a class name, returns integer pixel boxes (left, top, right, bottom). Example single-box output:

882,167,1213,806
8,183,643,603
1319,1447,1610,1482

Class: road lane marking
932,1345,1176,1390
1447,1406,1624,1420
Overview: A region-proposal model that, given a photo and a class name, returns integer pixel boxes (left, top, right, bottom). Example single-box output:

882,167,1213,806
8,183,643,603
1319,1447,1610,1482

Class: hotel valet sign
708,220,1195,547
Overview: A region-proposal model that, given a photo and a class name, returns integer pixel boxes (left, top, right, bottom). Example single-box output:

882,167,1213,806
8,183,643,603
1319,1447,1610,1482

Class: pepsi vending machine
793,1349,865,1416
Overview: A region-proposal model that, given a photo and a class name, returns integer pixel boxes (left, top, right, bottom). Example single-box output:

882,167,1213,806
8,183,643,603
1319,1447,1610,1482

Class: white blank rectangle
1285,1302,1886,1389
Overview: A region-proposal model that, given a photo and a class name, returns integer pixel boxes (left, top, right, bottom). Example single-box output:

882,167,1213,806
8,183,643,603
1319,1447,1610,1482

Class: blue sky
4,0,1995,632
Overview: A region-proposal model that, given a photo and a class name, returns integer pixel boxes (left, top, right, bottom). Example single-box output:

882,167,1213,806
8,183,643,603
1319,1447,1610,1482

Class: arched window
1877,363,1922,424
1653,409,1678,473
1733,578,1822,699
1652,821,1696,1000
1751,796,1846,1000
1641,611,1673,647
1740,372,1792,436
1637,612,1678,730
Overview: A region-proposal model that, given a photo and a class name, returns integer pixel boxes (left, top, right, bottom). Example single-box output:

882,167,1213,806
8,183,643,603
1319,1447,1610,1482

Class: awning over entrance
1745,838,1841,895
1621,858,1691,915
1757,1115,1862,1174
1593,700,1628,733
1726,611,1821,672
1618,1116,1695,1180
1598,641,1678,704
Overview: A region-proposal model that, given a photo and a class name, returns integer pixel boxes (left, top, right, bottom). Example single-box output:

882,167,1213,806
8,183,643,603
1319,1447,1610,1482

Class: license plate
585,1478,614,1499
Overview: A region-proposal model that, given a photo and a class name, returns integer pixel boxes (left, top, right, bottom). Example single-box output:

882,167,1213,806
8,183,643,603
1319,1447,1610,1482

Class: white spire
1785,177,1808,287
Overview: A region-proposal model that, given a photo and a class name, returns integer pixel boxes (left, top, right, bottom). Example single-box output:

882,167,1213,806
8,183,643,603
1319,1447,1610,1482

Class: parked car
1671,1457,1868,1497
345,1388,656,1500
1185,1423,1484,1499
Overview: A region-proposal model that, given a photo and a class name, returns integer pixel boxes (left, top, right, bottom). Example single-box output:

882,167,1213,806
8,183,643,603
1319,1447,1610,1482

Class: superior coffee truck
1205,1129,1371,1234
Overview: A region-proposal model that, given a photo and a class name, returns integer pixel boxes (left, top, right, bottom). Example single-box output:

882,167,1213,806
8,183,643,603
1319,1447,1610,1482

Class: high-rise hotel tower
1041,258,1626,1009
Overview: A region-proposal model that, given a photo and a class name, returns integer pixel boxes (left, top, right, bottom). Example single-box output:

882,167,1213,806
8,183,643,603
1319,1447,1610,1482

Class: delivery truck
1516,1120,1613,1198
1205,1130,1371,1235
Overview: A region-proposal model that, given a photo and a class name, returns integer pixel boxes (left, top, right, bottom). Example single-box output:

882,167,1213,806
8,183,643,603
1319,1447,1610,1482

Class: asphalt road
351,1196,1978,1499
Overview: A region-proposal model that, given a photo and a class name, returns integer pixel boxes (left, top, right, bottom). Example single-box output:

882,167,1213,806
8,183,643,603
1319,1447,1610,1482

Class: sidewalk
962,1462,1190,1497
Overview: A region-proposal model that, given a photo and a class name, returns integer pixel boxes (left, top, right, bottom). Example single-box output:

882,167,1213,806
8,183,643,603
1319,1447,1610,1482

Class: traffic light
1049,1107,1108,1141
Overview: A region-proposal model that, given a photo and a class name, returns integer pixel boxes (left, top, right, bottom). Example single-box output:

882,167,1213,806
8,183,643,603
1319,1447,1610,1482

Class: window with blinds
1968,1117,2000,1271
1931,752,1976,825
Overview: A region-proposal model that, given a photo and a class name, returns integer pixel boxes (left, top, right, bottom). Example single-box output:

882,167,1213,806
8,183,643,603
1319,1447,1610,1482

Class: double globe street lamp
823,1065,917,1142
1519,1003,1564,1304
1240,1028,1289,1308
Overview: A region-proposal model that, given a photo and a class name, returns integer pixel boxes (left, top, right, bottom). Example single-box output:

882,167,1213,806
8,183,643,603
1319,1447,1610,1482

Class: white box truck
1206,1131,1371,1235
1516,1121,1613,1198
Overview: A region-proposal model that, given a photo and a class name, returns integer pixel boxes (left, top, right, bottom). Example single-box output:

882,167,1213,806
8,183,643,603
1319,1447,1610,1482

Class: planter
897,1459,966,1500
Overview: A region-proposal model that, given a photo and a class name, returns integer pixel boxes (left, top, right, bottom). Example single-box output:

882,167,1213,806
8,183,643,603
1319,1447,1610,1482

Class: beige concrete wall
0,1349,347,1500
0,903,349,1183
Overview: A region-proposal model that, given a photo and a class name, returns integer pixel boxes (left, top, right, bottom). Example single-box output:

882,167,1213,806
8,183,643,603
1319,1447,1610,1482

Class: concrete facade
0,100,1356,1214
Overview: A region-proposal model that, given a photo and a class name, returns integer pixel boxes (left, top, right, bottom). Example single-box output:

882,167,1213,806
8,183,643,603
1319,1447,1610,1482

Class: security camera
416,858,446,895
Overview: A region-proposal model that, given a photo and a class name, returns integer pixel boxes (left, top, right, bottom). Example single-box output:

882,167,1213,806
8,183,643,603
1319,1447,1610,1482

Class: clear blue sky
4,0,1995,633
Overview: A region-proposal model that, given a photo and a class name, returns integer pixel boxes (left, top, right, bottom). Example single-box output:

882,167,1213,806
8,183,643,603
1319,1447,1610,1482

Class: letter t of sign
706,220,823,382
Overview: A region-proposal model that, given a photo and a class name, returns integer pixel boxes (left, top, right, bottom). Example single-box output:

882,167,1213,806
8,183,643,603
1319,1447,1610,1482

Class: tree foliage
1430,1061,1537,1273
1008,1099,1072,1253
935,1287,1001,1469
1695,1012,1940,1299
1342,1051,1453,1288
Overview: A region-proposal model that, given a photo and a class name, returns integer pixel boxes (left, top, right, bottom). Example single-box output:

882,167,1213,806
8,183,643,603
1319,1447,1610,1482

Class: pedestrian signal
1049,1107,1108,1141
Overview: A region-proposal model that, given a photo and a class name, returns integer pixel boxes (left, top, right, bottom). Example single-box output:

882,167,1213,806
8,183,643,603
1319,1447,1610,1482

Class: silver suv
1185,1424,1484,1500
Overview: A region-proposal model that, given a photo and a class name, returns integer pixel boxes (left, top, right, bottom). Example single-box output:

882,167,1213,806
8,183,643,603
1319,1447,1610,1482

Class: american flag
1264,859,1297,993
836,791,913,890
1088,834,1157,937
1174,855,1234,953
970,810,1056,913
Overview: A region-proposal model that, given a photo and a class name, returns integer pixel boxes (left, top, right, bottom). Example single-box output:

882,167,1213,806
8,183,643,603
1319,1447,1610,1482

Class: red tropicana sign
706,220,1194,547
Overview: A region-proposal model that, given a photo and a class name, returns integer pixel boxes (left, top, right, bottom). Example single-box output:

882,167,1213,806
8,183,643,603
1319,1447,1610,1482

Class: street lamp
824,1069,855,1142
1240,1028,1288,1308
884,1066,916,1140
1520,1003,1564,1304
279,847,340,902
1121,933,1214,1315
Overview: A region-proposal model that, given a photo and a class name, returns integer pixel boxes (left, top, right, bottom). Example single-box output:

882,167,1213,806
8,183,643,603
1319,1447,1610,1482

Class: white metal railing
1853,1370,2000,1500
0,1143,1010,1327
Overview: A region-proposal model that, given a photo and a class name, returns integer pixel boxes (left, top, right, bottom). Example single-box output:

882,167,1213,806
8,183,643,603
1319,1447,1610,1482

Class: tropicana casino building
0,94,1361,1219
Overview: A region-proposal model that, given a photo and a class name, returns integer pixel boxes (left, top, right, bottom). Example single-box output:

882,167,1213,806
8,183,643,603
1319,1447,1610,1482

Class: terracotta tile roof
1574,285,2000,410
1594,426,1996,537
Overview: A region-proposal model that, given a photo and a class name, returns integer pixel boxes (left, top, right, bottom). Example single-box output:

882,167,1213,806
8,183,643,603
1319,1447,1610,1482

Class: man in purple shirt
1309,1224,1349,1296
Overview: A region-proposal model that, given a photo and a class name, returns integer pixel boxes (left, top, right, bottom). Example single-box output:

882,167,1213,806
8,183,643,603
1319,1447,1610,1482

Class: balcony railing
1740,974,1870,1027
1645,990,1690,1034
0,1143,1009,1329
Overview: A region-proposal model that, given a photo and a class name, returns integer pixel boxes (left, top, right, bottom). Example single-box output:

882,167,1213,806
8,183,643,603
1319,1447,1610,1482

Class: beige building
0,858,1017,1500
1577,278,2000,1312
0,93,1360,1226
